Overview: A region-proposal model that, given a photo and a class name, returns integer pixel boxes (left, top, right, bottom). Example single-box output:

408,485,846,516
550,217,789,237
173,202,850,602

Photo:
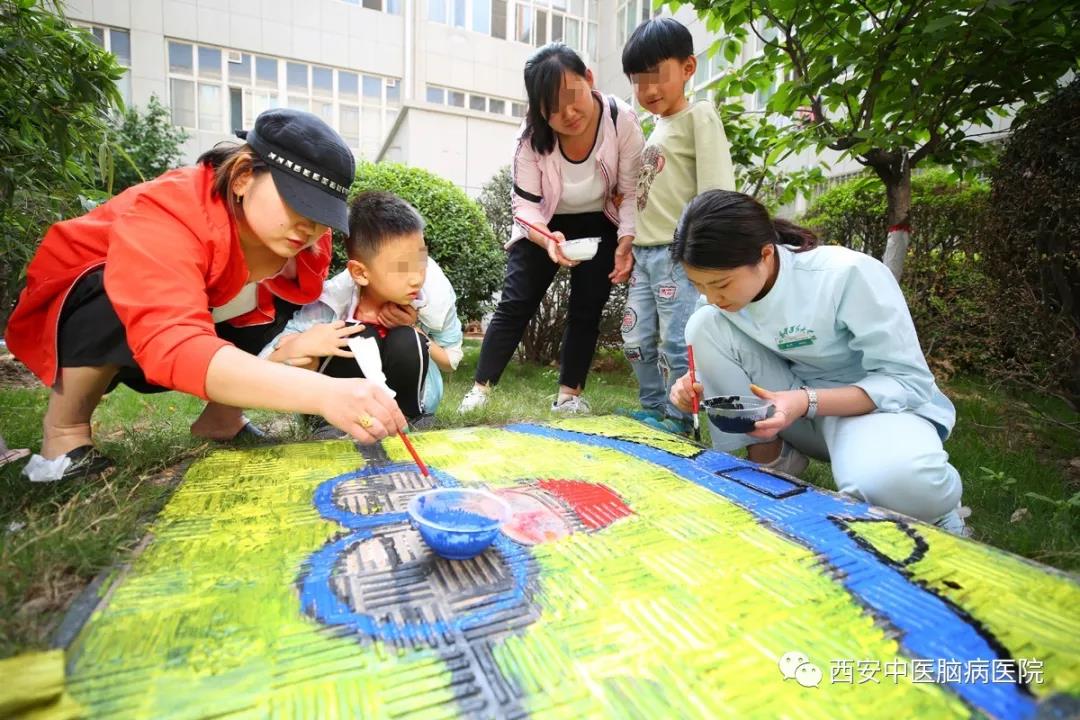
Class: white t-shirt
555,120,605,214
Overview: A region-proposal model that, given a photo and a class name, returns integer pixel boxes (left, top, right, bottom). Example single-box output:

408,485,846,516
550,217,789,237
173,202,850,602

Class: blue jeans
621,245,699,421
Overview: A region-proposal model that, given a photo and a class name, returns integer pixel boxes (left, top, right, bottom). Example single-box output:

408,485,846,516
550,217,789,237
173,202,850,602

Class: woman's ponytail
773,218,818,252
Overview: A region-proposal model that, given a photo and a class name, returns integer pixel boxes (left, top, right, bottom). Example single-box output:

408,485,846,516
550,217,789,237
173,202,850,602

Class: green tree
673,0,1079,278
349,160,505,322
0,0,123,325
104,94,189,193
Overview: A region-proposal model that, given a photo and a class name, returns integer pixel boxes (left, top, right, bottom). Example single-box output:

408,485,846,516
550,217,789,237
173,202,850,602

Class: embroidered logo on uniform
657,283,677,300
620,308,637,334
624,346,643,362
776,325,817,350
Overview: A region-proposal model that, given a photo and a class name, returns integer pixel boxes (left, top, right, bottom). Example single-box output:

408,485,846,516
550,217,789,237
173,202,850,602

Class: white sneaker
457,386,490,413
551,395,590,415
934,503,973,537
760,441,809,478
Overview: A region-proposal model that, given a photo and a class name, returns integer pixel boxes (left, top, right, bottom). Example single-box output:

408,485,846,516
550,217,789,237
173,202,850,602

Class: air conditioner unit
227,50,243,63
386,79,397,88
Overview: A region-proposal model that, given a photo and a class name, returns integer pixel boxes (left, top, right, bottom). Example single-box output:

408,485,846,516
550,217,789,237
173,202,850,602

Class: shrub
104,95,189,194
801,166,989,261
478,165,512,247
982,78,1080,404
801,168,998,382
517,272,628,365
348,161,505,322
902,251,1002,381
0,1,123,327
475,166,627,365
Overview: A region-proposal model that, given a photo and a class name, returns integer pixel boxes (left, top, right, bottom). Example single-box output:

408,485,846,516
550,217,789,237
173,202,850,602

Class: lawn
1,339,1077,657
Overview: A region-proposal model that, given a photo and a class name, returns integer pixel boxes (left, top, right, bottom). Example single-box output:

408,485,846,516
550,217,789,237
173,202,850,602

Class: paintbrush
514,216,562,244
688,345,702,443
399,432,430,478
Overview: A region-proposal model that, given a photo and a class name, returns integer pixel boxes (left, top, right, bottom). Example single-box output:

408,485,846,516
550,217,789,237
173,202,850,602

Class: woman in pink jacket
458,43,644,414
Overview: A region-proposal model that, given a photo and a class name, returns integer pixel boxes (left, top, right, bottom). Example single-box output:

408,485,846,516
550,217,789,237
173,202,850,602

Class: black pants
319,323,430,420
475,211,616,390
57,268,298,394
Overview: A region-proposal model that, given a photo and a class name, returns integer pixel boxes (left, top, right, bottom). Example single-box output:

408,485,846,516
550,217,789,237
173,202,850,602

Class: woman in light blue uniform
668,190,967,534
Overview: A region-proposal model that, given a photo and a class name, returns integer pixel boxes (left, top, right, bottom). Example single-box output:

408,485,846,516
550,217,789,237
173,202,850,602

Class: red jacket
5,164,331,399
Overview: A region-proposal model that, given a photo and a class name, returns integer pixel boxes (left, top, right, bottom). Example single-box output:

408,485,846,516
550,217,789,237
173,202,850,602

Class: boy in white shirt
261,192,462,433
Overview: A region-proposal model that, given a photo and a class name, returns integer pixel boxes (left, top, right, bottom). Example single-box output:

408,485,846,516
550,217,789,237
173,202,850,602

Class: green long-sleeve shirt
634,101,736,247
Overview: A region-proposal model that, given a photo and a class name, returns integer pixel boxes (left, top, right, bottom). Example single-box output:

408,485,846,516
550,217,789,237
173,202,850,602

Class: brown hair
197,142,268,222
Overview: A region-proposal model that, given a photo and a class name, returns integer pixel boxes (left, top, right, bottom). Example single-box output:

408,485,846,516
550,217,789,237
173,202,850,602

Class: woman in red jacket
6,109,406,481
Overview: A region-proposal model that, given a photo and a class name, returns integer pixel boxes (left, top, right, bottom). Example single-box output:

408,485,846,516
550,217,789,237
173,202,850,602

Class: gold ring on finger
357,414,374,429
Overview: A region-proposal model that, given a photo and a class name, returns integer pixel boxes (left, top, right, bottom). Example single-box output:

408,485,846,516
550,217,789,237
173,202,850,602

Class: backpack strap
608,95,619,135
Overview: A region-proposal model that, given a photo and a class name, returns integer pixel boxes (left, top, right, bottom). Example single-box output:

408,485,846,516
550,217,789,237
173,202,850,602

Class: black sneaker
410,413,438,431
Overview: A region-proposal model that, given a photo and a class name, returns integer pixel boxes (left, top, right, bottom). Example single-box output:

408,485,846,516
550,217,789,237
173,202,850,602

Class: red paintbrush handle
688,345,700,414
399,433,430,477
514,216,561,244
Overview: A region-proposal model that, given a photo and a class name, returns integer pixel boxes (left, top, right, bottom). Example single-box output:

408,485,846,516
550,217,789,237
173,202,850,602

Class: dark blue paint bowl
703,395,775,434
407,488,511,560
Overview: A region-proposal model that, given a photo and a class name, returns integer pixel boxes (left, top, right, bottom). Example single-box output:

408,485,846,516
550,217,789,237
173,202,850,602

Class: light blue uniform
685,244,962,522
261,259,463,414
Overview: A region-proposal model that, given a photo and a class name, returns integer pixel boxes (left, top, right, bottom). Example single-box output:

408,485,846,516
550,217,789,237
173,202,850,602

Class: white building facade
64,0,603,196
63,0,1010,204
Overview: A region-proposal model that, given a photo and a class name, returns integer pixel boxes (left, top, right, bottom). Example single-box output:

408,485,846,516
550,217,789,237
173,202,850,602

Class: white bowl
561,237,600,261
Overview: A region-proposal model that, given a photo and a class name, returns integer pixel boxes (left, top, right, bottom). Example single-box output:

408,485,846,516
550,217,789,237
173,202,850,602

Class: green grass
1,340,1077,657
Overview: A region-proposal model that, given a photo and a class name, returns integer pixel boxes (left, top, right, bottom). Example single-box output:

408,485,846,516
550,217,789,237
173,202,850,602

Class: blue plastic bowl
407,488,511,560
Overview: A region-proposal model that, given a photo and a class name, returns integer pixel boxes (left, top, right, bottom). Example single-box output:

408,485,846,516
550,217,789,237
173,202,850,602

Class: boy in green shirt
620,17,736,434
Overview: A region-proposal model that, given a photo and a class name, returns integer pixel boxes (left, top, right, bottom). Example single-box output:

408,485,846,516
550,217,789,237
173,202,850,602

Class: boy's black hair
346,191,425,260
621,17,694,75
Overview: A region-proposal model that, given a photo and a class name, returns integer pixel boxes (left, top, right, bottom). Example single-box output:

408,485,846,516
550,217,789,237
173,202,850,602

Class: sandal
22,445,115,482
213,421,274,445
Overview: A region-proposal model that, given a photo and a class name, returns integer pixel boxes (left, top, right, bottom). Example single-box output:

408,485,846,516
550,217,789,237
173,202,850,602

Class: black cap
235,108,355,233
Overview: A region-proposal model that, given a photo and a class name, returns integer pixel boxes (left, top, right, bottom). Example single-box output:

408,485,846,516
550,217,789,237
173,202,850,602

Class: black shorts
57,268,299,394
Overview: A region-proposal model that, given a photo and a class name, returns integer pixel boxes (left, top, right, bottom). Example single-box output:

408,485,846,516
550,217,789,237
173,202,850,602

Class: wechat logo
779,650,823,688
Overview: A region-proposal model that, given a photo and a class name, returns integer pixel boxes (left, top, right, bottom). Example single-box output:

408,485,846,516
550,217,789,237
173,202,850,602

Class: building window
78,23,132,107
428,0,447,22
692,45,731,102
492,0,507,39
616,0,654,49
166,40,397,156
515,3,532,43
426,84,520,119
342,0,401,13
429,0,500,36
471,0,491,33
429,1,590,54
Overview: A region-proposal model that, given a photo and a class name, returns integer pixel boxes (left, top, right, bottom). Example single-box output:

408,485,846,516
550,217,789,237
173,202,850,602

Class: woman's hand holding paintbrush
669,371,705,417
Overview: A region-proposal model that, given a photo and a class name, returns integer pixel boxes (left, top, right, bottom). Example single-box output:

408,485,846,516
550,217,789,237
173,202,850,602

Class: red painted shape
537,480,633,530
887,223,912,233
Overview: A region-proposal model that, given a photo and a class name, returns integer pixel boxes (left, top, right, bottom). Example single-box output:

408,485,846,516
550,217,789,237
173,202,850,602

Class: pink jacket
508,92,644,248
